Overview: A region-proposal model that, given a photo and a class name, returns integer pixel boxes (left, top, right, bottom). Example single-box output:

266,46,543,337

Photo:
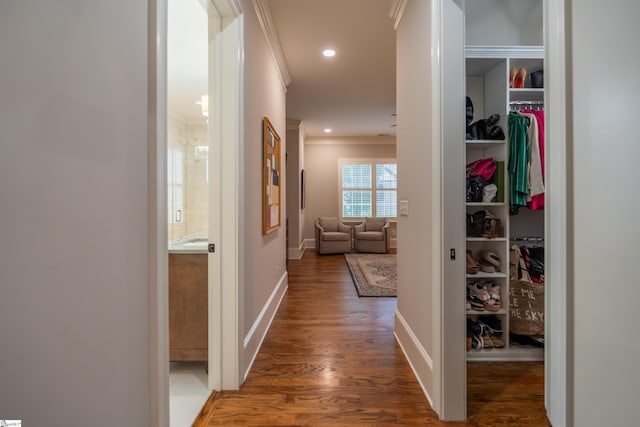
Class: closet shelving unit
465,46,544,361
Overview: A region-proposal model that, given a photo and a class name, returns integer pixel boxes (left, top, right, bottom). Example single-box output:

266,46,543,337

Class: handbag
466,175,489,202
466,157,497,181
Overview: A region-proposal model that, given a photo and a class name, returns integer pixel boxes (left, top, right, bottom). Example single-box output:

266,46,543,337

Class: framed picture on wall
263,116,281,234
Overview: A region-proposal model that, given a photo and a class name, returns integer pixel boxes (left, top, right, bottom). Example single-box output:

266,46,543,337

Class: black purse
466,175,489,202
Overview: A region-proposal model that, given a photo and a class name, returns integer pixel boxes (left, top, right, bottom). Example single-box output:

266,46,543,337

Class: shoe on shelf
488,125,505,140
514,67,527,88
481,314,503,335
484,282,501,312
467,288,485,311
481,324,495,349
467,280,490,302
466,250,480,274
479,250,500,272
467,318,484,350
509,67,518,88
480,321,505,348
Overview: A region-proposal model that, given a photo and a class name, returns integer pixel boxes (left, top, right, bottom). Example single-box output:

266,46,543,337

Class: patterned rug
345,253,397,297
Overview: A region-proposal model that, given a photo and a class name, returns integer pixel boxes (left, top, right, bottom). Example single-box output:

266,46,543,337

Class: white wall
465,0,542,46
303,137,396,239
241,0,288,374
569,1,640,425
394,0,439,406
0,1,153,425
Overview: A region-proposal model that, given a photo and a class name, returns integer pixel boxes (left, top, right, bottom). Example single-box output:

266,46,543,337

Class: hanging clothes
521,112,544,199
508,112,529,213
525,110,545,210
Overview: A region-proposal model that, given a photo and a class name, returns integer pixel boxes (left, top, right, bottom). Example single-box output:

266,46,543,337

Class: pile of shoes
466,96,505,140
466,279,501,312
466,210,502,238
467,316,505,351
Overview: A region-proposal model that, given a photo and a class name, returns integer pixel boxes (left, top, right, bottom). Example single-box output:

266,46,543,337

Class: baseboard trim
243,271,288,380
304,238,397,250
288,241,305,260
394,309,435,408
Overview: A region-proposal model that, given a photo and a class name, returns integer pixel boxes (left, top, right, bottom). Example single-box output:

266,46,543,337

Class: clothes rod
509,101,544,105
511,236,544,241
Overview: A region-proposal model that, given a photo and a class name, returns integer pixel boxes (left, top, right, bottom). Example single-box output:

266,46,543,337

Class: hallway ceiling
268,0,397,137
167,0,397,136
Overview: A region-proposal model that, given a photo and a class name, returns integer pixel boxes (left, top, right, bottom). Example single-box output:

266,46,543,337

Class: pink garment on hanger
523,110,545,210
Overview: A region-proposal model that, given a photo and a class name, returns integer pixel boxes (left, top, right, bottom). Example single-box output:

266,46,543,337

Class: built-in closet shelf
466,237,507,242
467,346,544,362
467,308,507,316
509,88,544,93
466,202,505,207
466,271,507,279
465,140,506,144
466,140,506,150
509,88,544,101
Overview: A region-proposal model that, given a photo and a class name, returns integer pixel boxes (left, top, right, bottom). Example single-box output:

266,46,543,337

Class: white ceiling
268,0,397,137
166,0,397,135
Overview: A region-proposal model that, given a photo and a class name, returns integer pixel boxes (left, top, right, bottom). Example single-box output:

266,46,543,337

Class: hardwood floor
193,251,549,426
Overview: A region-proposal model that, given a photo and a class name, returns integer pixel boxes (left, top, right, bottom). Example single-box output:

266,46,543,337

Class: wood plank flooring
193,251,550,426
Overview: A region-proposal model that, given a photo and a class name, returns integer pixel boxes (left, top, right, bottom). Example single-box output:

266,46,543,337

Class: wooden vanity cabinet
169,253,207,361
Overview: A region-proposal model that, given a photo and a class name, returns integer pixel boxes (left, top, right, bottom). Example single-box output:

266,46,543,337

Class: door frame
543,0,570,425
148,0,244,425
435,0,570,424
207,0,244,390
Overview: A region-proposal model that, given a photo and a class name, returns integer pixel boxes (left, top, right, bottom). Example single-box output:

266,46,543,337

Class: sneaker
467,281,490,302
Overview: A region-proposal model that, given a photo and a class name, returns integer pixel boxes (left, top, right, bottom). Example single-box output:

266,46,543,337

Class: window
168,148,184,224
340,159,397,219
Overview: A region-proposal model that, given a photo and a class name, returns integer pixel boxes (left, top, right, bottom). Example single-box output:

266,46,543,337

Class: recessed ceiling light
322,49,336,57
324,128,332,133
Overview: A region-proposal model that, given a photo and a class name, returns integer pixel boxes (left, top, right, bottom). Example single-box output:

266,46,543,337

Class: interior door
440,0,466,420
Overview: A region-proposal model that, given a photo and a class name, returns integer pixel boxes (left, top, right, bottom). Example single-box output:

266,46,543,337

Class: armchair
315,217,352,254
354,217,390,253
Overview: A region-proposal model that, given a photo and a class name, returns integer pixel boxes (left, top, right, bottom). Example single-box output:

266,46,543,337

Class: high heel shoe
514,67,527,88
509,67,518,88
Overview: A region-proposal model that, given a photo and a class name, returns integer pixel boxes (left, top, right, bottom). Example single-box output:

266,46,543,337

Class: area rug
344,253,397,297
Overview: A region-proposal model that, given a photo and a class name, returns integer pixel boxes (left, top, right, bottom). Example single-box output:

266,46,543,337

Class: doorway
166,0,211,424
164,0,243,425
438,0,559,422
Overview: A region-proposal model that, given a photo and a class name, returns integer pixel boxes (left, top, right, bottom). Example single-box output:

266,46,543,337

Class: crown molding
253,0,292,89
286,119,302,130
389,0,408,30
209,0,242,19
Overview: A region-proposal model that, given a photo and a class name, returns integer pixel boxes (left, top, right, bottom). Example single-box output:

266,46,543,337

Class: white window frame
168,147,184,224
338,158,397,221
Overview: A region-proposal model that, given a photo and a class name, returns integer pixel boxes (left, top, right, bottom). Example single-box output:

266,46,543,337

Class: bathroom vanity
168,241,208,362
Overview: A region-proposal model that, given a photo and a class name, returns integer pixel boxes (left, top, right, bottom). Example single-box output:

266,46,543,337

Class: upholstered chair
354,217,390,253
315,217,353,254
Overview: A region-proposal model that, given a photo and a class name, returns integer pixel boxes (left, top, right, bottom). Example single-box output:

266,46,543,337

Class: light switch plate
399,200,409,216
